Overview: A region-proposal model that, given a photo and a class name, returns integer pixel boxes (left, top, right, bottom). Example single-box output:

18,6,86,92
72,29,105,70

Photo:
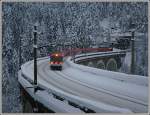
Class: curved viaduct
18,50,148,113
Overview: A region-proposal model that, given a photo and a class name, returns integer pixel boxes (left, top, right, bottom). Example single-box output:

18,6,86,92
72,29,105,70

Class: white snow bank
68,55,148,86
66,57,148,104
19,70,132,113
18,71,83,113
20,58,132,113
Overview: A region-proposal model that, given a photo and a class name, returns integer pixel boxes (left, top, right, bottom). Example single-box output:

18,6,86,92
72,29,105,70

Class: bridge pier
106,58,118,71
97,60,105,69
87,62,95,67
20,85,54,113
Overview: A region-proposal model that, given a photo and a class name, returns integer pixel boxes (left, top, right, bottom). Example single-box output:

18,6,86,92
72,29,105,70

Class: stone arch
97,60,105,69
106,58,117,71
87,62,94,67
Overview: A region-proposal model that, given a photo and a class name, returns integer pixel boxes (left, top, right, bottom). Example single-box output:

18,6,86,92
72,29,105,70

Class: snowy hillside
2,2,148,112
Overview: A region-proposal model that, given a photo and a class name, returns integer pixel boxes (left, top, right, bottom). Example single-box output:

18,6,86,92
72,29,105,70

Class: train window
50,56,63,62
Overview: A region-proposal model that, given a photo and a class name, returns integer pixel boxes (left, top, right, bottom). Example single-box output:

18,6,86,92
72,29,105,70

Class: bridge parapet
72,50,129,72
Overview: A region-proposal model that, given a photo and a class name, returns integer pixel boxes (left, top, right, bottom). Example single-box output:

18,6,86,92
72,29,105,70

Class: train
49,53,63,70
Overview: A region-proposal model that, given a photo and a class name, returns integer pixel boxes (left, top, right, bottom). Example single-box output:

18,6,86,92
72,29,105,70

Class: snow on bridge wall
73,50,127,71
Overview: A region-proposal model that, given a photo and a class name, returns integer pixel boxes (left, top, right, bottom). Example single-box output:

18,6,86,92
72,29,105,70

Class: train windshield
51,56,63,62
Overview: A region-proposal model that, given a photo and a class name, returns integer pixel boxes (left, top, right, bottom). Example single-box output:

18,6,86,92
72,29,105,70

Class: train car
49,53,63,70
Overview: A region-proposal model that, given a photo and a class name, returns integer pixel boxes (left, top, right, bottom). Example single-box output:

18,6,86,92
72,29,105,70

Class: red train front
49,53,63,70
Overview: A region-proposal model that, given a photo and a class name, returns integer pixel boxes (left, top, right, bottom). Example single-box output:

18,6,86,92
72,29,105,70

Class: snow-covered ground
71,52,147,86
19,55,148,113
